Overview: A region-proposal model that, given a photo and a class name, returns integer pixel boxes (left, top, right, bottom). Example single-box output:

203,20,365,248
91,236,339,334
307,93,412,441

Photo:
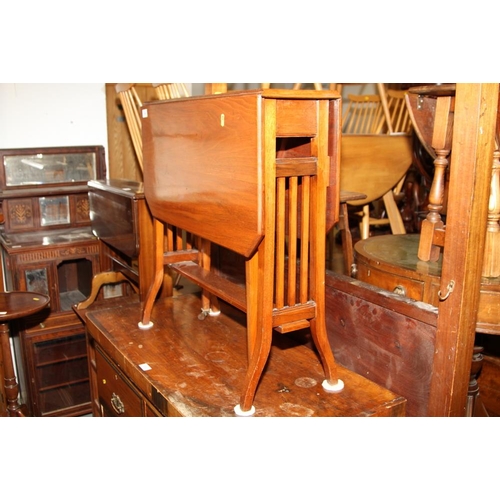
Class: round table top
0,292,50,322
408,84,456,97
355,233,443,278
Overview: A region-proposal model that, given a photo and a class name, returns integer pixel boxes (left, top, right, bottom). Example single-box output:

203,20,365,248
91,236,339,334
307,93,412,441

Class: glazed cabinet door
22,327,91,416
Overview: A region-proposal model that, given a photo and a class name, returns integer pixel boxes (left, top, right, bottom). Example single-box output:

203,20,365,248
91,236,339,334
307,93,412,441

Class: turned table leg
0,322,24,417
0,292,50,417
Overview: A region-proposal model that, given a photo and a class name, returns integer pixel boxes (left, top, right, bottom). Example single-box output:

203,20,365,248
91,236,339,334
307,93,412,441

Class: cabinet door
21,264,54,304
17,256,97,313
27,331,91,416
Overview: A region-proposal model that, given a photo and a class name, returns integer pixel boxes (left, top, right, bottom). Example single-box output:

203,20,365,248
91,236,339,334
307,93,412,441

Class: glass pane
39,196,70,226
25,268,49,295
33,335,90,416
4,152,96,186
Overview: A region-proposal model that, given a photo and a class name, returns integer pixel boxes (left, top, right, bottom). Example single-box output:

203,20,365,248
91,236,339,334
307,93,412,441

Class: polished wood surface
141,89,345,414
340,87,413,240
88,179,144,259
0,145,106,416
79,178,176,310
355,234,442,304
0,292,49,417
82,293,406,417
357,84,500,416
340,135,412,207
407,85,455,262
427,84,498,416
355,233,500,335
143,91,263,257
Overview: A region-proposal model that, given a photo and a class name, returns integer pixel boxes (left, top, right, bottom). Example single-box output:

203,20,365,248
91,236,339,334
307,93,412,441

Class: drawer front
357,263,425,301
95,347,143,417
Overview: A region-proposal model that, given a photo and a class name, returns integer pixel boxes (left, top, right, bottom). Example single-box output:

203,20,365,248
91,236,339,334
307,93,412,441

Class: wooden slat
287,176,298,306
300,176,310,303
275,177,286,309
275,157,317,177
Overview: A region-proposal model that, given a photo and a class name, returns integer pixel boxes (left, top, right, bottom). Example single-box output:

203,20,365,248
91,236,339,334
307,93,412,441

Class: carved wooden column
411,88,455,262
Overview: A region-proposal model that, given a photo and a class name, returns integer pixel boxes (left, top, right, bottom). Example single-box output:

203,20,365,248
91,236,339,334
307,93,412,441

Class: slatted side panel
274,159,317,314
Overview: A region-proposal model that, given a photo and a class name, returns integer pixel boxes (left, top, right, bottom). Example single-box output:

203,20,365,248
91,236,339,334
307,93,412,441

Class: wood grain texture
84,293,406,417
428,84,499,416
142,93,263,257
325,271,437,417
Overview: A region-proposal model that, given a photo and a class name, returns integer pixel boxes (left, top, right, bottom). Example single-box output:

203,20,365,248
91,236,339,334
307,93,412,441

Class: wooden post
428,83,499,416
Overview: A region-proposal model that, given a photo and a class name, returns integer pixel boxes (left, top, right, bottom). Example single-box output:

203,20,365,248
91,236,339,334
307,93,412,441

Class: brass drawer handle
111,392,125,415
393,285,406,296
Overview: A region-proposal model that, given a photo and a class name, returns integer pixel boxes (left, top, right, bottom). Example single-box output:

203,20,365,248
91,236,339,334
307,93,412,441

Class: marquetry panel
7,198,35,231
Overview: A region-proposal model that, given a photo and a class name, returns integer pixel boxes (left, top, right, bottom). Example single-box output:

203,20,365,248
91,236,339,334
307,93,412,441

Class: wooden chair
153,83,190,100
342,94,386,135
139,89,345,415
340,134,413,239
341,92,412,240
115,83,144,171
407,84,500,276
385,89,413,135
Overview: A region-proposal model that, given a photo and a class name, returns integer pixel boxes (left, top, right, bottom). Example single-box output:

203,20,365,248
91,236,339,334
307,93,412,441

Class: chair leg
360,205,371,239
338,202,355,275
198,238,220,319
382,190,406,235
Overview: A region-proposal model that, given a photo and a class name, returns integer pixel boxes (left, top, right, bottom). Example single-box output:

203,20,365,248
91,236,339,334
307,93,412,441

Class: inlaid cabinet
0,145,106,416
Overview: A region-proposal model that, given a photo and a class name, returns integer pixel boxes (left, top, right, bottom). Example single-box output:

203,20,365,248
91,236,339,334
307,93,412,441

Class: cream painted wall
0,83,108,154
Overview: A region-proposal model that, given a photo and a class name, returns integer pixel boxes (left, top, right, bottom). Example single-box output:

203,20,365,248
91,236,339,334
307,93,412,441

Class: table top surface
408,84,456,96
0,228,95,250
0,292,50,321
355,234,443,277
82,293,406,417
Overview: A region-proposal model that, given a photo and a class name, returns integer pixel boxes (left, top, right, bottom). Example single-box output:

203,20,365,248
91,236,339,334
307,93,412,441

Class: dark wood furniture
352,84,499,416
140,89,345,415
405,84,456,262
77,179,161,308
325,271,436,417
355,234,500,336
0,145,106,416
0,292,50,416
76,292,406,417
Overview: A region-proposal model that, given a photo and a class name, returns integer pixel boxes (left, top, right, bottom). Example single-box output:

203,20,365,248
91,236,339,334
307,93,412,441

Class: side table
0,292,50,417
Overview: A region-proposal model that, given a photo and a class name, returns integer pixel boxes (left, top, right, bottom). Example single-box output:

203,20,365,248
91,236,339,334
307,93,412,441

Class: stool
0,292,50,417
